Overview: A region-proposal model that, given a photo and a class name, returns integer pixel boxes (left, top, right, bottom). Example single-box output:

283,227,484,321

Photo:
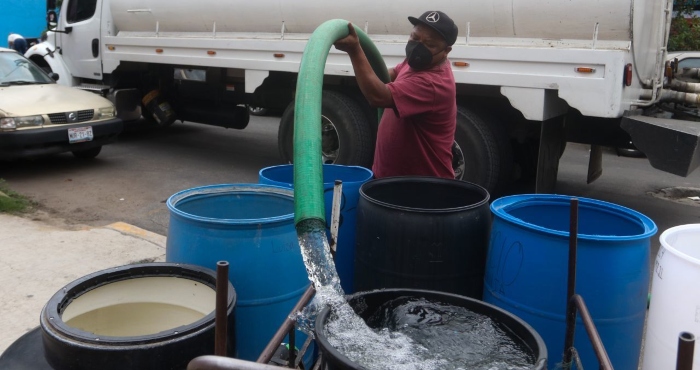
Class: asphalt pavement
0,213,166,354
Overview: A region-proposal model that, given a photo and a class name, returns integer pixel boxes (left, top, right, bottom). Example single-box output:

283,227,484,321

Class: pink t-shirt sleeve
387,62,435,118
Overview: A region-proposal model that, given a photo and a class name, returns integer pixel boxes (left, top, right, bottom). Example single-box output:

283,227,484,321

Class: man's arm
334,23,394,108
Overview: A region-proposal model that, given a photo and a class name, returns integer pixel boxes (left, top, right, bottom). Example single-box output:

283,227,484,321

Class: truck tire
454,105,512,196
277,90,373,167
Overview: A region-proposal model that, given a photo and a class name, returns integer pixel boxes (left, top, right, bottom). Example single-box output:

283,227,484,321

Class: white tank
108,0,668,84
110,0,634,41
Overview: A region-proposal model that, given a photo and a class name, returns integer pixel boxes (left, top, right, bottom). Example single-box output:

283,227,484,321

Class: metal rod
295,336,314,369
676,331,696,370
572,294,613,370
288,329,296,368
215,261,230,357
562,198,579,367
329,180,343,256
257,285,316,364
188,355,286,370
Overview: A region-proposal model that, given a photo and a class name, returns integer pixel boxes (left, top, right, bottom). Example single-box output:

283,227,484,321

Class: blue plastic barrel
483,194,656,370
259,164,373,294
165,184,313,367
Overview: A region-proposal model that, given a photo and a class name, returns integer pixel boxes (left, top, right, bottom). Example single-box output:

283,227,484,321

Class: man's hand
333,23,361,54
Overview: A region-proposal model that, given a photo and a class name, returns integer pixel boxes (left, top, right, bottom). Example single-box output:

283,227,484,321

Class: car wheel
72,146,102,159
277,91,373,167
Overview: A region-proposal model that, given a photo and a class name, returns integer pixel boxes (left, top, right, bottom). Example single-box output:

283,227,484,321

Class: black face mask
405,40,441,70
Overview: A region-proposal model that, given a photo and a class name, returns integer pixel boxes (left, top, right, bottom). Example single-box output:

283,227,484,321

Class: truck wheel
248,106,269,116
72,146,102,159
454,105,512,196
277,91,373,167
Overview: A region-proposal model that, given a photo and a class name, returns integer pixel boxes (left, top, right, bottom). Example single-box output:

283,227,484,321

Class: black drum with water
315,289,547,370
40,263,236,370
354,177,491,298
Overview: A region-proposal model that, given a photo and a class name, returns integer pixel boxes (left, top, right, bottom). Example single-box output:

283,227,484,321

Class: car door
59,0,103,80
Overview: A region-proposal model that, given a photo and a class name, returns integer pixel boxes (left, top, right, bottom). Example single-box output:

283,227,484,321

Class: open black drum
354,177,491,298
315,289,547,370
40,263,236,370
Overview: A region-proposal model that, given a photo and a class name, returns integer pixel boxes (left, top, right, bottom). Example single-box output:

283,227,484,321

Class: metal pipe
295,336,314,368
572,294,613,370
215,261,230,356
667,79,700,93
288,329,296,368
676,67,700,80
647,89,700,105
188,356,285,370
676,331,695,370
257,285,316,364
562,198,579,367
329,180,343,256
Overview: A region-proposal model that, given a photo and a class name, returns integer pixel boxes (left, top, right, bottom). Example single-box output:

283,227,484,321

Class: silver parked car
0,47,122,159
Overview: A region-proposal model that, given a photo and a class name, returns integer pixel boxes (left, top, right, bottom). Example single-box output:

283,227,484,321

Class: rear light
624,63,633,86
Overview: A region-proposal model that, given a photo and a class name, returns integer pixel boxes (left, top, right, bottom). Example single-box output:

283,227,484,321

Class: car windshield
0,52,54,85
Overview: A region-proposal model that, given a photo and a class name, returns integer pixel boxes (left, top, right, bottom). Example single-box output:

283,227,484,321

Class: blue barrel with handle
483,194,656,370
259,164,373,294
165,184,314,368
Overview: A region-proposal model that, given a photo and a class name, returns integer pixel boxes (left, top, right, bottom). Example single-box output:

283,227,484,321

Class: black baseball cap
408,11,458,46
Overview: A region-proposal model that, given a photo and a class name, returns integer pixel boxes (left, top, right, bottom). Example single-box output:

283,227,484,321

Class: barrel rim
40,262,236,346
659,223,700,265
359,176,490,213
167,184,295,225
491,194,658,241
259,164,374,186
314,288,547,369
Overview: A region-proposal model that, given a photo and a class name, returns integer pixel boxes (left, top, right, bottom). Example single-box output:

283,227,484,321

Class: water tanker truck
25,0,700,194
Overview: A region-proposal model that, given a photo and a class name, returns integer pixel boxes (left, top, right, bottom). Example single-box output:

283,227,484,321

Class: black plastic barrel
315,289,547,370
354,177,491,298
40,263,236,370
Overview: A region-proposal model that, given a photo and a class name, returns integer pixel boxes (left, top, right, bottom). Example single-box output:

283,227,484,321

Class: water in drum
370,297,534,369
65,302,206,337
298,225,533,369
297,226,444,369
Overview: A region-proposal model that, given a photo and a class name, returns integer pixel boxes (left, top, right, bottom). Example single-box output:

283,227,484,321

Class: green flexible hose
293,19,390,226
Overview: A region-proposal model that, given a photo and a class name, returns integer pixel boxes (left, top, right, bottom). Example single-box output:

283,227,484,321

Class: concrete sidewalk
0,213,166,354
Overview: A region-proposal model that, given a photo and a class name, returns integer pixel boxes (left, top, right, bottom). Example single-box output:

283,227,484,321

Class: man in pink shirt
334,11,458,178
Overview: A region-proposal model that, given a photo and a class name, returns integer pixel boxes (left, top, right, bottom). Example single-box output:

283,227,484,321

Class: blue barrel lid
491,194,657,241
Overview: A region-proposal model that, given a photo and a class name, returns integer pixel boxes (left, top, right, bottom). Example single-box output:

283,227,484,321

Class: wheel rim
249,106,266,115
451,141,465,180
321,115,340,164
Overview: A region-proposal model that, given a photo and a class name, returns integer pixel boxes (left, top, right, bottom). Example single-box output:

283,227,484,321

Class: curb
106,222,167,249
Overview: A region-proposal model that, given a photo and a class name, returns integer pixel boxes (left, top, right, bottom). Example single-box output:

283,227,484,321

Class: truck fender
25,42,76,87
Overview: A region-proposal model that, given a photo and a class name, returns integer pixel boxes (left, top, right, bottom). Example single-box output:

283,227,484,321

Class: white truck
25,0,700,194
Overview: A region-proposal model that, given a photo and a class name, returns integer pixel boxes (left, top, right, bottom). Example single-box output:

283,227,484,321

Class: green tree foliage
669,0,700,51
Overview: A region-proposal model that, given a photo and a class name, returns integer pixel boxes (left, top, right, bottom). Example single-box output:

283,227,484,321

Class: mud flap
621,116,700,177
587,145,603,184
536,116,566,193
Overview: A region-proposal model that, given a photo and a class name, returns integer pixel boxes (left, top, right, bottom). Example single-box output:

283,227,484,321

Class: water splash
296,222,343,295
295,220,533,369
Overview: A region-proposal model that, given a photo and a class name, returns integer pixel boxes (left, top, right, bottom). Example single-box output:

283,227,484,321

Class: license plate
68,126,93,143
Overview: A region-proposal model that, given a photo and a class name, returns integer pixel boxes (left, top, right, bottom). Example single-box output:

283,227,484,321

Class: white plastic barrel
642,224,700,370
